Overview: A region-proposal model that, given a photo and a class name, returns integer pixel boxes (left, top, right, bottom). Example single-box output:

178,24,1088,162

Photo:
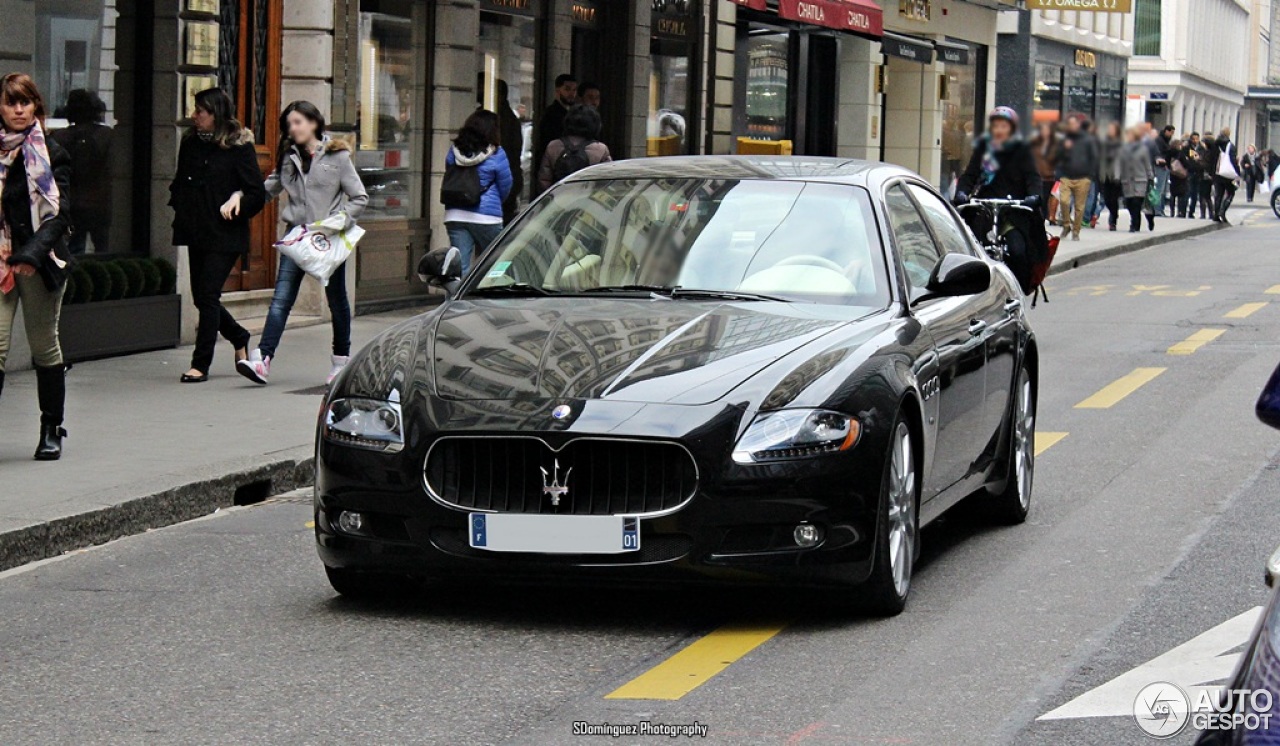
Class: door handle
968,319,989,337
1004,298,1021,315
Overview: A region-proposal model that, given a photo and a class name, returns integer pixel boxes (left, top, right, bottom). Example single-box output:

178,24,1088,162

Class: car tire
861,416,918,617
324,565,412,601
985,365,1035,525
1272,189,1280,220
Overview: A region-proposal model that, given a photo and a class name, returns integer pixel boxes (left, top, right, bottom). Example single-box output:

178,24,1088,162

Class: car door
905,184,1016,447
883,183,987,500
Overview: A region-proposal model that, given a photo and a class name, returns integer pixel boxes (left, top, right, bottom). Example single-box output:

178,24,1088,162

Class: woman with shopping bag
237,101,368,386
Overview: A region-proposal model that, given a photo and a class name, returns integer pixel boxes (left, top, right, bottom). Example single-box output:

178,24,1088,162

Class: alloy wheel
1013,374,1035,511
887,422,917,598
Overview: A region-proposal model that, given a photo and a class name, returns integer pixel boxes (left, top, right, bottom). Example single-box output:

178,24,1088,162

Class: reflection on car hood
429,298,858,405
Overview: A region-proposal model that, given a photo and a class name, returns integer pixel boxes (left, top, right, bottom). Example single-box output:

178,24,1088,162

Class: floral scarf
978,135,1023,190
0,121,61,294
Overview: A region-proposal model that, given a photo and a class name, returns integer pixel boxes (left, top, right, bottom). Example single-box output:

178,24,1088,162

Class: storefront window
1033,63,1063,126
479,10,538,205
938,44,983,198
1098,76,1124,124
648,0,698,156
356,0,419,220
18,0,137,255
744,30,789,140
1066,69,1095,120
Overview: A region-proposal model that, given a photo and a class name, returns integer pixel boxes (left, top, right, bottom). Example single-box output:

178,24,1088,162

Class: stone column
835,37,879,160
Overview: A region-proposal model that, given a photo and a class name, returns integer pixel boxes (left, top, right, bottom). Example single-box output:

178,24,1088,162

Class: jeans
1058,177,1092,237
1187,174,1202,217
445,221,504,275
1102,180,1122,227
188,250,250,374
1125,196,1145,231
0,271,65,371
1083,181,1101,223
1153,167,1171,216
258,254,352,360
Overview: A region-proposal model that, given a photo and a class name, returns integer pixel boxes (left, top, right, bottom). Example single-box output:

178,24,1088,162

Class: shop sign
1149,92,1170,100
728,0,769,10
652,0,695,41
899,0,930,22
571,0,600,27
184,21,218,68
186,0,218,13
778,0,884,37
881,33,934,64
1025,0,1132,11
1074,49,1097,68
479,0,541,19
937,42,970,65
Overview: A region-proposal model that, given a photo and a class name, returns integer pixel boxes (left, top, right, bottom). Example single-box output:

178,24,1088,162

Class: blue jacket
445,146,513,219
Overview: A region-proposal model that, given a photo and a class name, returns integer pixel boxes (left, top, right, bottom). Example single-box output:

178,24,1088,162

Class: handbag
273,214,365,286
1217,148,1239,180
1145,180,1162,210
1171,159,1188,180
1257,360,1280,430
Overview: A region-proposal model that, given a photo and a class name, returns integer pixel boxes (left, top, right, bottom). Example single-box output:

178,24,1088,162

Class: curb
0,452,315,572
1047,221,1229,278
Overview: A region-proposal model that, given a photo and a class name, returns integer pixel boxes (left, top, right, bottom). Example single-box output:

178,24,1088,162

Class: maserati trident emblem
540,459,572,506
551,404,572,420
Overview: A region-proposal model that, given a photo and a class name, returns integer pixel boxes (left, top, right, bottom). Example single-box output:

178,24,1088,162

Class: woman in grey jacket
1118,125,1156,233
237,101,368,385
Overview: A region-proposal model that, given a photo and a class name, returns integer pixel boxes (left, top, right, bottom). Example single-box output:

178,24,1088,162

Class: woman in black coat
169,88,266,383
0,73,73,460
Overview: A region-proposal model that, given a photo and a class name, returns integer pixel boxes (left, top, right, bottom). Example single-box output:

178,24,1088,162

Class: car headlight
324,397,404,453
732,409,860,464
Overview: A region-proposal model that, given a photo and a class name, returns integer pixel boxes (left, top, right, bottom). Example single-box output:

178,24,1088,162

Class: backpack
440,160,483,209
1002,226,1058,306
551,137,593,182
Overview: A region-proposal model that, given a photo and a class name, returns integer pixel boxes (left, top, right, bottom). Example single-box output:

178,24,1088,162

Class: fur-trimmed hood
187,127,256,148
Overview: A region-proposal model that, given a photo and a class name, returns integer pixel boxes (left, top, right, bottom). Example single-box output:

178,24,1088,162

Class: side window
907,184,976,257
884,185,943,291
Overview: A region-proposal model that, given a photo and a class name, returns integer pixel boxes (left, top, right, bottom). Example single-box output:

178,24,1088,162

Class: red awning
777,0,883,38
729,0,769,10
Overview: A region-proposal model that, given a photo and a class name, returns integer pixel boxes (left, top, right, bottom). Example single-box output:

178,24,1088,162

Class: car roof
562,155,921,188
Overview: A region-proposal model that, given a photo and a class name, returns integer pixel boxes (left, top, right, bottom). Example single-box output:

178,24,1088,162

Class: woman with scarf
168,87,266,383
440,109,512,275
0,74,72,460
955,107,1045,287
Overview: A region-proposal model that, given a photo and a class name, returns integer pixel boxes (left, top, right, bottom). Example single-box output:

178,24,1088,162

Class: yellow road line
1167,328,1226,355
1075,368,1166,409
1266,285,1280,295
1225,302,1268,319
1035,432,1068,456
605,623,787,700
305,521,315,529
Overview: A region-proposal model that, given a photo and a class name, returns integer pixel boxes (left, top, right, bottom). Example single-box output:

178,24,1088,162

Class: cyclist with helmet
955,106,1048,297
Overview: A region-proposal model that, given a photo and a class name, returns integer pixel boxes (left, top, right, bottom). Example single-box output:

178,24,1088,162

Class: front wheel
1271,189,1280,220
860,417,918,617
986,365,1035,525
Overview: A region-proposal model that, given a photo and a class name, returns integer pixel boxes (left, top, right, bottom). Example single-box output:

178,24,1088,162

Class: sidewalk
0,214,1241,571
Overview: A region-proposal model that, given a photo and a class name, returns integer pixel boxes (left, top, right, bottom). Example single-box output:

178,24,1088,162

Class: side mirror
417,246,463,296
924,254,992,299
1267,544,1280,588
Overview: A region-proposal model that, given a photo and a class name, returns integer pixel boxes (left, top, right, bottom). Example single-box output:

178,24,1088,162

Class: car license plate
468,513,640,554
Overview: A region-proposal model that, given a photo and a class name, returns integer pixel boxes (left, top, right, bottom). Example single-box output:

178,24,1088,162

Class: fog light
793,523,822,548
337,511,365,534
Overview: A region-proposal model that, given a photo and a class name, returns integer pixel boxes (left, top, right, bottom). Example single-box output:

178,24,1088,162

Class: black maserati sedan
315,156,1037,615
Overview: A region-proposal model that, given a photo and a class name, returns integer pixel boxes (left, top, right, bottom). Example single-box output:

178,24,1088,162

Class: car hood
426,298,863,405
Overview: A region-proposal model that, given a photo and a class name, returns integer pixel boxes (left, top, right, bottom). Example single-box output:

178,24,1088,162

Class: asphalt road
5,207,1280,746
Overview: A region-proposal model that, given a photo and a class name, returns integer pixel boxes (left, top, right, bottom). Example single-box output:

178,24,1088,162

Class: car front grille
424,437,698,516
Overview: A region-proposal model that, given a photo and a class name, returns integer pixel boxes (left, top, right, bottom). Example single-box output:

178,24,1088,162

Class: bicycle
956,196,1057,306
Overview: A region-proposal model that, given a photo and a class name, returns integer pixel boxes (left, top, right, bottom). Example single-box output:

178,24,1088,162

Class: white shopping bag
273,214,365,286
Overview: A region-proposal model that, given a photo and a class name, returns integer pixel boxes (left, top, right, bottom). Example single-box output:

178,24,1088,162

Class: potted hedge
60,256,182,362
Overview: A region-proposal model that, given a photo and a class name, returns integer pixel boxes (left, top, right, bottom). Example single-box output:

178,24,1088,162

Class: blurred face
1065,117,1081,134
989,119,1013,142
557,81,578,106
0,95,37,131
581,88,600,109
191,104,215,133
287,111,319,146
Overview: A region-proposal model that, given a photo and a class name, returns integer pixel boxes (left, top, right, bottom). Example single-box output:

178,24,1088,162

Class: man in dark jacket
535,74,577,172
495,79,525,224
1057,115,1100,241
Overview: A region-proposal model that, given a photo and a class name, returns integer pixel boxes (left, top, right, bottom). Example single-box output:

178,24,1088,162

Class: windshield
467,178,891,307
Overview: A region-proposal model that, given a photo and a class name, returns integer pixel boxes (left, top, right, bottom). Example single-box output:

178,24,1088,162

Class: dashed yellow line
1265,285,1280,295
1035,432,1068,456
1225,302,1268,319
605,623,787,700
1167,328,1226,355
1076,368,1166,409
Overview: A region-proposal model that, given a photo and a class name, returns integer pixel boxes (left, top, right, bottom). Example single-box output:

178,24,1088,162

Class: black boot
34,365,66,461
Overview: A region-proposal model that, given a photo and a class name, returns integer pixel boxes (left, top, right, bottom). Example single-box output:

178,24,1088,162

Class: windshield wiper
578,285,788,302
468,283,558,297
